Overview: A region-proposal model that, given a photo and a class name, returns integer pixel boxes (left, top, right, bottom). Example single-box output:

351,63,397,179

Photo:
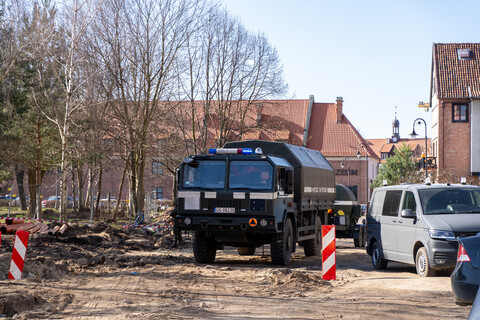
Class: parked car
366,182,480,277
451,235,480,305
468,288,480,320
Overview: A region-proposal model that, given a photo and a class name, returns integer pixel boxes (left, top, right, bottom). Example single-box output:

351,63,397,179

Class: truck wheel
238,247,256,256
354,238,361,248
270,218,294,265
416,247,436,277
193,231,217,263
371,242,388,270
304,216,322,256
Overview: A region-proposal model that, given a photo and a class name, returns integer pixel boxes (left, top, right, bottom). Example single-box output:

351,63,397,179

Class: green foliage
371,143,423,188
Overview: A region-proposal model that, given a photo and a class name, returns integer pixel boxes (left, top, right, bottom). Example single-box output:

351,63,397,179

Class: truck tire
270,218,294,265
238,247,256,256
304,216,322,256
193,231,217,263
415,247,436,277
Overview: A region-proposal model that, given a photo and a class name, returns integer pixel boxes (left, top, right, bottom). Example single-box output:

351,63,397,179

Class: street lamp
340,157,350,186
356,143,369,204
410,118,428,179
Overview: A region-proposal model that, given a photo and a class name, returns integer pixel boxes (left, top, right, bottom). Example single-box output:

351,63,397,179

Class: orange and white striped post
322,225,336,280
8,229,29,280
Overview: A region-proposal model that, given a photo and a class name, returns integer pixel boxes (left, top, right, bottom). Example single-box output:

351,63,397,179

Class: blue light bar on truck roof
209,148,253,155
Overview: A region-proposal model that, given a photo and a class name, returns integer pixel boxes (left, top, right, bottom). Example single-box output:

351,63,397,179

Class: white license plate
214,207,235,213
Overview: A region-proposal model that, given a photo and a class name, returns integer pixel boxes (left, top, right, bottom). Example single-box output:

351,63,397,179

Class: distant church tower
391,107,400,143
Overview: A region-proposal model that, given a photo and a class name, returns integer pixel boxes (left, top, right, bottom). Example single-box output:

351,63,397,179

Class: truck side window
402,191,416,213
382,190,403,217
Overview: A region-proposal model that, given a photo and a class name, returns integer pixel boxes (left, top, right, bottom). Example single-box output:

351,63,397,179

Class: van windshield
419,188,480,214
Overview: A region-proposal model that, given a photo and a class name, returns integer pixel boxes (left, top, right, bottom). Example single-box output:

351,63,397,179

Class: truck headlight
184,217,192,225
428,229,455,240
260,219,267,227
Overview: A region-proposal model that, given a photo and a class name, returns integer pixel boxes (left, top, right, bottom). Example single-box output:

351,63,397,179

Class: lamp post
356,143,368,204
410,118,428,179
340,157,350,186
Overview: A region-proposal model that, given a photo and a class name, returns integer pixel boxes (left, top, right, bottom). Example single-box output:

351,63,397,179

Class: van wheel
372,242,388,270
238,246,256,256
271,218,294,265
416,247,436,277
193,231,217,263
304,216,322,256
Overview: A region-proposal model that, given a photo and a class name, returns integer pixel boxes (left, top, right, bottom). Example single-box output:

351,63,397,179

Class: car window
382,190,403,217
402,191,417,213
369,190,386,216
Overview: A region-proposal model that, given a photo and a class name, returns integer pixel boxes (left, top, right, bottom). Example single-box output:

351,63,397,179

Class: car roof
374,183,480,192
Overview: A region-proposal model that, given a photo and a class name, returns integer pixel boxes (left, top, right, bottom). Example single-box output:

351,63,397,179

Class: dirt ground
0,222,473,319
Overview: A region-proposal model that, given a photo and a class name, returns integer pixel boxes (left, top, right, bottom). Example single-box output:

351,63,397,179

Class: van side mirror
401,209,416,218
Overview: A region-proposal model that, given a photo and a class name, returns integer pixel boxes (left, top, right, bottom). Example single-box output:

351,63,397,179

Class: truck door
380,190,403,261
396,191,418,264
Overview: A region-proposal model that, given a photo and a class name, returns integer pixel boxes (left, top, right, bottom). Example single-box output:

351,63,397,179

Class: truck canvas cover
224,140,335,209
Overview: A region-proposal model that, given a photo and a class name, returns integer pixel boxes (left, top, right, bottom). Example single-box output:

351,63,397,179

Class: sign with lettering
335,169,358,176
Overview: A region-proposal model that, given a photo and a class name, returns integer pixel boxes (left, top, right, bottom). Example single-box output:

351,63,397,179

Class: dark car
451,235,480,305
469,289,480,320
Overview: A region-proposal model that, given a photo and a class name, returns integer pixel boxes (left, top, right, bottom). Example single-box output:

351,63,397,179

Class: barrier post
322,225,336,280
8,229,29,280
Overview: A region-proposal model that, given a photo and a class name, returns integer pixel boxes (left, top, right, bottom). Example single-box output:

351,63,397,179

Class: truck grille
206,199,243,211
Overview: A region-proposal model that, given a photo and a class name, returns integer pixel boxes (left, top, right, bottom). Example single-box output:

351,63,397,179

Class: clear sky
221,0,480,139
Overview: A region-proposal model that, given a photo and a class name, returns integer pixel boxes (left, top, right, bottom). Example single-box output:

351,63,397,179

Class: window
182,161,226,189
152,187,163,200
381,153,388,160
152,161,163,175
402,191,417,213
453,104,468,122
382,190,403,216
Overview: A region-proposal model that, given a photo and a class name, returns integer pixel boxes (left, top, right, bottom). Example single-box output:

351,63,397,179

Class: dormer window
457,48,471,60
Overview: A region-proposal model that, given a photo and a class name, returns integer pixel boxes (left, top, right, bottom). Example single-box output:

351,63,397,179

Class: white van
366,183,480,277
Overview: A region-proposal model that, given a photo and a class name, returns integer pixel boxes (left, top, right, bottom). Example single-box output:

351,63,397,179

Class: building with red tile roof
430,43,480,183
38,96,378,205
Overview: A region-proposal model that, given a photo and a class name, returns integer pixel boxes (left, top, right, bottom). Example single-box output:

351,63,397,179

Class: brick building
11,96,378,206
430,43,480,183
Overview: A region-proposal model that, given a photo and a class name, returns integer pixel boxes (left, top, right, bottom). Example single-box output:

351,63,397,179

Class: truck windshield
182,161,226,189
229,161,273,190
419,188,480,214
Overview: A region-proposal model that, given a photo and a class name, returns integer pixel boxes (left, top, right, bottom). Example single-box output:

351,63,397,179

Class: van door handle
393,219,397,223
398,219,403,224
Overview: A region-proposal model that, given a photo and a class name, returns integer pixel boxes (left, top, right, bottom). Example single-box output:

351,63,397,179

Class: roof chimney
336,97,343,123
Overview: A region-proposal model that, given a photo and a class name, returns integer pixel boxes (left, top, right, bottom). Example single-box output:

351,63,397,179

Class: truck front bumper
175,215,277,233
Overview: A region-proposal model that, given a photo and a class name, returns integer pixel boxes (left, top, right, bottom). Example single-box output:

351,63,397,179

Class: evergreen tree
371,143,423,188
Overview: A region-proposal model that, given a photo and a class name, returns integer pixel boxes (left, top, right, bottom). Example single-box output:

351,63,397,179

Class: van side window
382,190,403,216
369,190,386,216
402,191,416,213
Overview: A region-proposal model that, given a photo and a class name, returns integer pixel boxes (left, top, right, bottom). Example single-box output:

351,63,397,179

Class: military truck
173,140,335,265
332,184,365,247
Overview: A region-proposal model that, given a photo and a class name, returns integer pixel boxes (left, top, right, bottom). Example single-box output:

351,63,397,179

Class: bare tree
166,6,287,169
91,0,206,215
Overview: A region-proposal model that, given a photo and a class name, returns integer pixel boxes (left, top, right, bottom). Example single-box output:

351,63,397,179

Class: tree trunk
95,165,103,215
71,166,77,213
27,169,37,218
76,163,85,210
15,164,27,211
115,159,128,212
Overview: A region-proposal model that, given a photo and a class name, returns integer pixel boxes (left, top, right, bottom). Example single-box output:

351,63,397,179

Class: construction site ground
0,222,473,319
